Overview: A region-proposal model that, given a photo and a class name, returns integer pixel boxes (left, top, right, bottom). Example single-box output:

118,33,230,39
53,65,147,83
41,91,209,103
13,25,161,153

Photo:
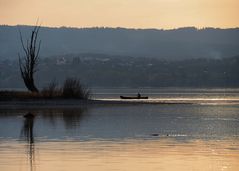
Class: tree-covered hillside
1,54,239,88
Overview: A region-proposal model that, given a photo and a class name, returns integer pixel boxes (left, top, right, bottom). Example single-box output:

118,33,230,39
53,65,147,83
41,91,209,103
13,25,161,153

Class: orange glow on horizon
0,0,239,29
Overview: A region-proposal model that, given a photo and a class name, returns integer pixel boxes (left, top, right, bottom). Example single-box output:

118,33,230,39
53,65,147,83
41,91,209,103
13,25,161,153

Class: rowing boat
120,96,148,99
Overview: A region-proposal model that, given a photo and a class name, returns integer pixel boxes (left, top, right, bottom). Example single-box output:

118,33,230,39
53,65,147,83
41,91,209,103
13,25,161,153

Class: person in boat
137,93,141,98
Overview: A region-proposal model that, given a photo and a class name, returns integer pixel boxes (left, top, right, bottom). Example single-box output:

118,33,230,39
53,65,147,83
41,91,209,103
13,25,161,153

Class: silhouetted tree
18,26,41,92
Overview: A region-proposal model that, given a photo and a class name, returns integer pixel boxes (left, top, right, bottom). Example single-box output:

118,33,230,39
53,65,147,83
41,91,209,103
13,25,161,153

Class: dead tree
18,26,41,93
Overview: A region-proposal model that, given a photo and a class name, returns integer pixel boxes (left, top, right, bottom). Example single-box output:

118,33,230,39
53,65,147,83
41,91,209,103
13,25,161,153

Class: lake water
0,88,239,171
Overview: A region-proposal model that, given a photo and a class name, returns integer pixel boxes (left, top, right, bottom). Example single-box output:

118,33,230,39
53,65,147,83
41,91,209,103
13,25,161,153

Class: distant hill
0,25,239,60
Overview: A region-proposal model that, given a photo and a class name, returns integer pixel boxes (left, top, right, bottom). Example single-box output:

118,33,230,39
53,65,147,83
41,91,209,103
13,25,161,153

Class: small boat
120,95,148,99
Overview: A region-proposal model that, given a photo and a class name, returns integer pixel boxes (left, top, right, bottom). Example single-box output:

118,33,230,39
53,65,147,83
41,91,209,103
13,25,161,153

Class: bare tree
18,26,41,93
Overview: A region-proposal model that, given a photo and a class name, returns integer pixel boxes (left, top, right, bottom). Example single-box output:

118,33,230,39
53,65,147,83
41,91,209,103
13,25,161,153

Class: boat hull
120,96,148,99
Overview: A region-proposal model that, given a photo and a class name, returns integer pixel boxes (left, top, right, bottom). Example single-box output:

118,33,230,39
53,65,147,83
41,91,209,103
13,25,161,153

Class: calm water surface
0,88,239,171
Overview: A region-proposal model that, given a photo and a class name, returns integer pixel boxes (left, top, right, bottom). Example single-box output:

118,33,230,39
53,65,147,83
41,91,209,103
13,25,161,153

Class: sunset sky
0,0,238,29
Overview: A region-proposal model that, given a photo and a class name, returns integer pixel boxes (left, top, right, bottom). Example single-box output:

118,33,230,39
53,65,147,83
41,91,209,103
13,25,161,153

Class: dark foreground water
0,88,239,171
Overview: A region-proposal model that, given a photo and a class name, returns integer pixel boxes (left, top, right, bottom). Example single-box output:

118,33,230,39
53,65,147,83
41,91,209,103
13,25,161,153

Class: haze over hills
0,25,239,60
1,55,239,88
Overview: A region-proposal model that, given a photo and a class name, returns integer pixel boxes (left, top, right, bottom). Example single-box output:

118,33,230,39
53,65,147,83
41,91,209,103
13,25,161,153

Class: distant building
56,57,66,65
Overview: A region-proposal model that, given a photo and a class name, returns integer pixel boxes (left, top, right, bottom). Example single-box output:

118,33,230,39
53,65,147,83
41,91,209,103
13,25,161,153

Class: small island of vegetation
0,25,91,101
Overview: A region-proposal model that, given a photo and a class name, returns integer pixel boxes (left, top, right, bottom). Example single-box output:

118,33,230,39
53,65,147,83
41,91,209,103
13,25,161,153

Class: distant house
96,58,110,62
56,57,66,65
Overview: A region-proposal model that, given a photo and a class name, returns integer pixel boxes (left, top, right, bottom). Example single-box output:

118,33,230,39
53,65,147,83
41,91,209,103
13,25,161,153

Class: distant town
1,54,239,88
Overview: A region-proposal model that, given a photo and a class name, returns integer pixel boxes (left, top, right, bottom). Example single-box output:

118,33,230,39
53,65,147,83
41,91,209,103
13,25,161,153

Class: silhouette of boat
120,96,148,99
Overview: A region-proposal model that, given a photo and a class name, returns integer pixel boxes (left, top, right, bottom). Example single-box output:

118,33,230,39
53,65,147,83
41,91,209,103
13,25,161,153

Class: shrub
62,78,91,99
0,78,91,100
41,80,61,98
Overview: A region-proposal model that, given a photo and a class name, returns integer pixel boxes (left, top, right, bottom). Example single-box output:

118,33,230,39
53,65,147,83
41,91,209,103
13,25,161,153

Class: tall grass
62,78,91,99
0,78,91,100
41,80,61,98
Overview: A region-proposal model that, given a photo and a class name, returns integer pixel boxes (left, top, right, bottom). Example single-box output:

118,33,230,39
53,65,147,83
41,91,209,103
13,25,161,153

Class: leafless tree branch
18,25,41,93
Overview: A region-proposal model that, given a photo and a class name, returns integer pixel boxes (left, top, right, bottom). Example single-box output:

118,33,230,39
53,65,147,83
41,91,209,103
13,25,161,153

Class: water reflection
62,108,86,129
20,113,35,171
18,109,87,171
0,105,238,141
39,108,87,129
0,104,239,171
1,139,239,171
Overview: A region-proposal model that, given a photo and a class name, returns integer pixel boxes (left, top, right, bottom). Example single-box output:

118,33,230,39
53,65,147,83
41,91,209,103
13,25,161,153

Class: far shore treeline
1,54,239,88
0,25,239,90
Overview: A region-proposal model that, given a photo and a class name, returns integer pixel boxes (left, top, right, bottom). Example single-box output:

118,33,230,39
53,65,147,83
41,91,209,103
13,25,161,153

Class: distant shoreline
0,99,187,109
1,99,239,109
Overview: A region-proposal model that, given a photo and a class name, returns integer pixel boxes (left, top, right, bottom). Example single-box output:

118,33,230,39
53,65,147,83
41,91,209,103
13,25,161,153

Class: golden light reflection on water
98,98,239,106
0,139,238,171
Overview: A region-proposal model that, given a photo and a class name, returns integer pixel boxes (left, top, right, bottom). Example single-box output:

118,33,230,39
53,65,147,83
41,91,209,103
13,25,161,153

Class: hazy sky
0,0,238,29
